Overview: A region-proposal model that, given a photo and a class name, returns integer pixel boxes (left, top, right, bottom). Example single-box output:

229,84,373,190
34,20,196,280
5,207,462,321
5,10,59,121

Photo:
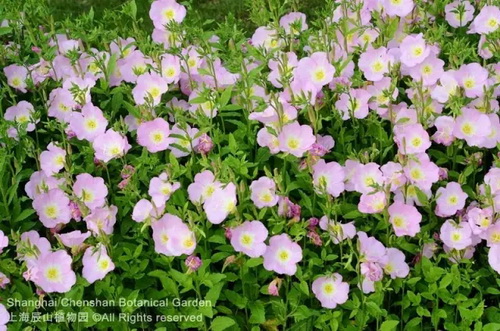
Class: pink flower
33,250,76,293
0,230,8,253
312,159,345,197
160,54,181,84
137,118,171,153
432,116,456,146
435,182,468,217
279,12,308,34
268,278,282,296
358,47,393,82
335,88,371,120
403,155,440,191
48,88,77,123
485,223,500,247
251,27,283,51
382,248,409,279
187,170,222,204
73,173,108,209
69,103,108,142
319,216,356,244
0,272,9,289
358,191,387,214
388,201,422,237
399,34,430,67
469,5,500,34
440,220,472,250
230,221,268,258
394,123,431,155
169,124,199,157
149,0,187,30
353,163,384,194
204,183,238,224
294,52,335,88
277,197,301,220
312,274,349,309
132,73,168,106
4,64,28,92
118,50,152,83
0,303,9,330
93,129,131,162
57,231,91,250
382,0,414,17
132,199,155,222
408,55,444,86
33,189,72,228
250,177,279,208
445,1,474,28
484,167,500,194
278,122,315,157
40,142,66,176
4,101,37,133
84,205,117,235
24,171,63,200
17,231,51,267
148,172,181,206
457,63,489,98
381,162,406,192
185,255,202,272
467,207,493,237
358,231,388,264
263,234,302,275
488,245,500,274
257,128,280,154
152,213,196,256
453,108,491,146
82,245,115,284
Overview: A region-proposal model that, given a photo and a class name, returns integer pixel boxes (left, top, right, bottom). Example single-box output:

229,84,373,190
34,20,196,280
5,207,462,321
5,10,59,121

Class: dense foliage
1,0,500,330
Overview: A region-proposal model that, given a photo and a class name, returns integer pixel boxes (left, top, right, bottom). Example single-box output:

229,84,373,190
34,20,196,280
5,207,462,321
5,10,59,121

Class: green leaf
248,301,265,324
211,316,236,331
380,320,399,331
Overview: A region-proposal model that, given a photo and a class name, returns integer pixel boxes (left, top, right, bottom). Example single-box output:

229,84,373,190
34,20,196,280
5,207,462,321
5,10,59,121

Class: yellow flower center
393,216,404,228
278,249,290,262
448,195,458,205
11,77,21,87
54,154,65,167
411,137,422,147
323,283,335,295
82,189,94,202
412,47,423,57
151,131,164,144
164,8,175,20
463,78,475,89
164,67,176,77
260,192,273,203
109,146,121,156
85,119,97,131
45,205,58,219
422,65,432,75
461,123,474,135
99,259,110,271
372,61,384,73
487,18,498,28
183,237,195,248
287,138,299,150
240,234,253,246
451,232,462,242
45,267,61,281
314,69,326,82
149,87,161,99
161,233,169,244
410,168,423,180
490,232,500,244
